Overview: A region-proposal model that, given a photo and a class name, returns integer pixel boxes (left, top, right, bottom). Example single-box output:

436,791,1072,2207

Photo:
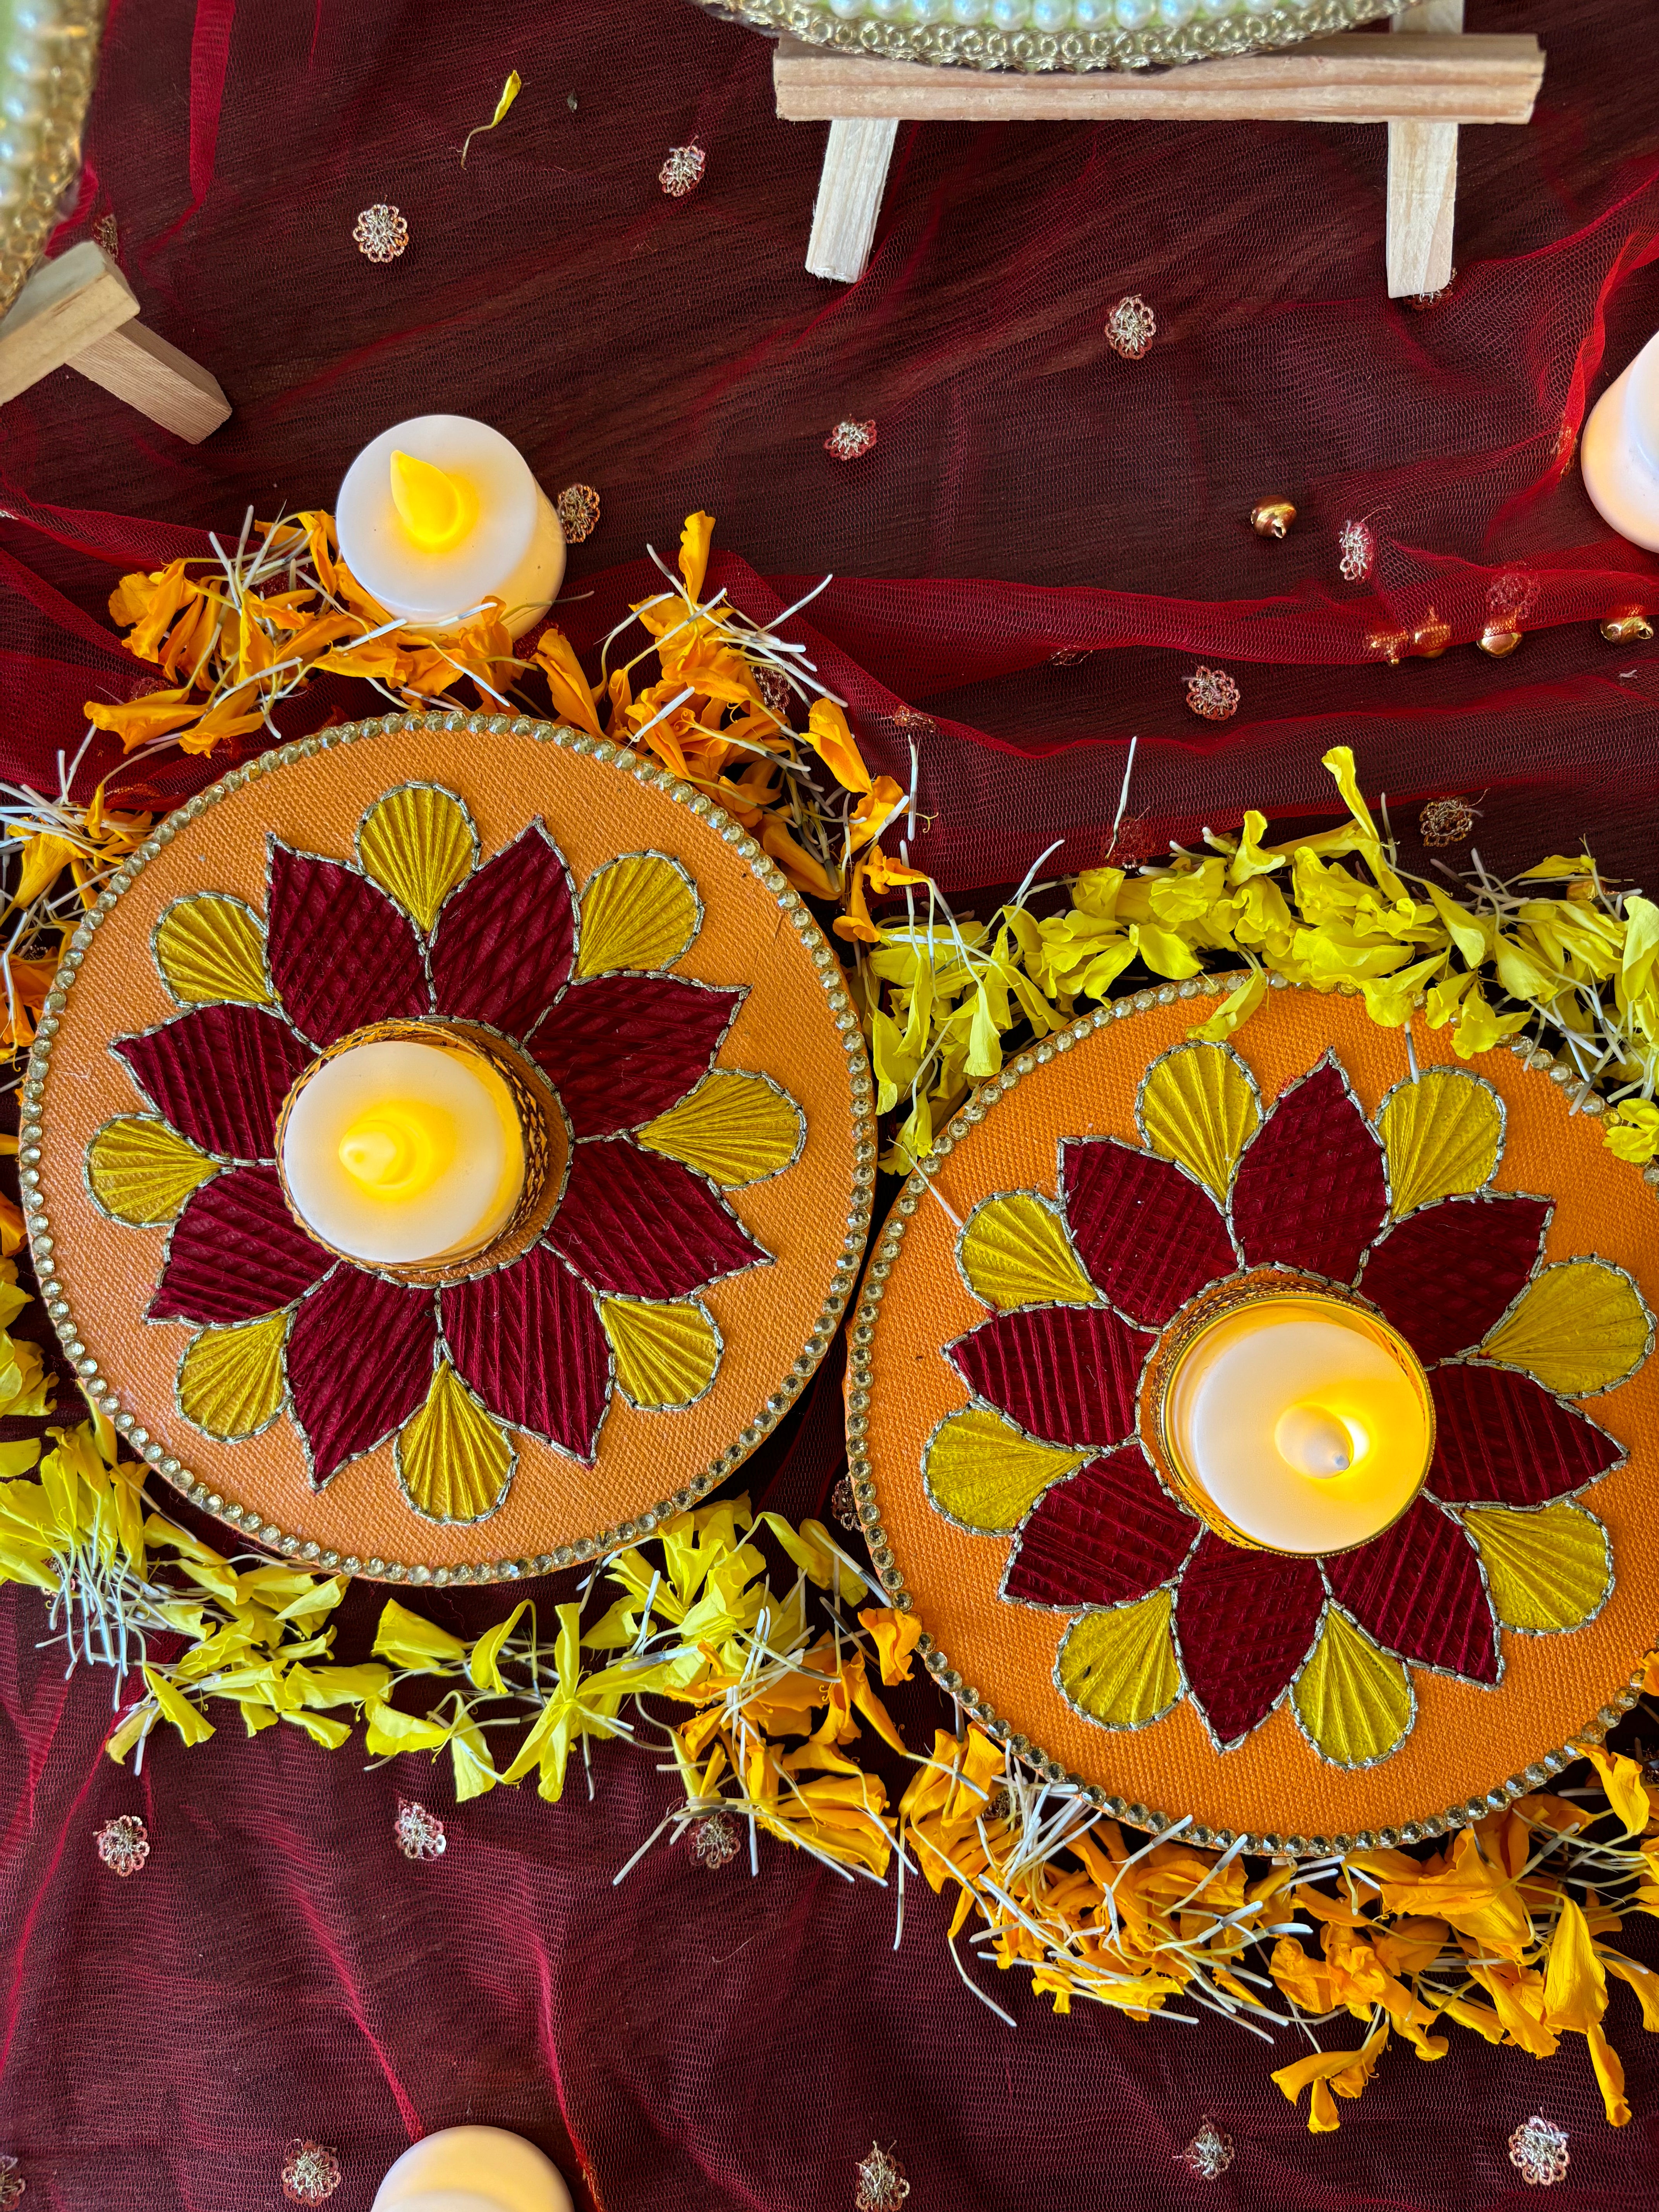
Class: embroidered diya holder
23,711,873,1583
850,980,1658,1855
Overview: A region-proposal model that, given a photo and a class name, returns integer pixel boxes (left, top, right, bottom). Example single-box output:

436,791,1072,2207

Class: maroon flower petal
148,1165,334,1325
531,973,744,1139
429,823,576,1043
1231,1057,1388,1283
1001,1446,1195,1610
266,843,428,1047
1428,1363,1623,1506
115,1005,311,1163
547,1139,768,1298
441,1243,610,1462
286,1269,438,1487
946,1304,1149,1451
1060,1139,1235,1327
1359,1194,1551,1364
1324,1498,1499,1685
1174,1536,1325,1748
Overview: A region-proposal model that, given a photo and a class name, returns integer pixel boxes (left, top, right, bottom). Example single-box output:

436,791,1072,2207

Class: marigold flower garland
0,514,1654,2133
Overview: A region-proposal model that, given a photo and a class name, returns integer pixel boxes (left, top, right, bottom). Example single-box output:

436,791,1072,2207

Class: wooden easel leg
806,118,899,284
1387,0,1462,297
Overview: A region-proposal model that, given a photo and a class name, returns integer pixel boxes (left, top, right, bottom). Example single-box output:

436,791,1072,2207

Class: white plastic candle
1163,1294,1432,1555
1583,328,1659,551
281,1036,524,1267
371,2126,572,2212
335,414,567,641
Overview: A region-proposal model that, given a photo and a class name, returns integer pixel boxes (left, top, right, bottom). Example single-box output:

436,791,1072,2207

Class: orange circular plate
26,713,873,1582
852,983,1658,1853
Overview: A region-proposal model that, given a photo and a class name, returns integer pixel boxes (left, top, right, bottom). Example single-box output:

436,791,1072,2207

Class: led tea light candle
371,2126,572,2212
1158,1288,1434,1556
335,414,567,640
280,1031,527,1269
1583,328,1659,553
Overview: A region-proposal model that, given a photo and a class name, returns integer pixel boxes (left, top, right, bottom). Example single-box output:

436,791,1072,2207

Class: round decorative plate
24,711,873,1583
706,0,1395,77
850,981,1656,1854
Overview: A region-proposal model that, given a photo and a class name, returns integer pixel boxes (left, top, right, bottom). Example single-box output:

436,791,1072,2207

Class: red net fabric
2,0,1659,2205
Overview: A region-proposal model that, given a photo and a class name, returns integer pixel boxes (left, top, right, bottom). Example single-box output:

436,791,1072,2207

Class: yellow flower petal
1376,1065,1504,1216
395,1362,515,1523
636,1069,803,1187
1292,1606,1414,1768
957,1192,1097,1311
1136,1041,1260,1200
1054,1590,1180,1728
153,893,271,1006
1463,1501,1612,1632
356,783,477,934
87,1115,218,1225
601,1296,721,1410
1480,1260,1654,1398
924,1405,1086,1534
176,1310,290,1440
575,851,701,976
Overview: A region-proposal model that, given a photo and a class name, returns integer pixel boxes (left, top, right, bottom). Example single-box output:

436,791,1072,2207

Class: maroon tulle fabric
5,0,1659,2205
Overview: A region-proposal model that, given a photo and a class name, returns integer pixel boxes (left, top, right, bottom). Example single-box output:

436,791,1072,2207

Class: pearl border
845,972,1648,1860
23,711,876,1587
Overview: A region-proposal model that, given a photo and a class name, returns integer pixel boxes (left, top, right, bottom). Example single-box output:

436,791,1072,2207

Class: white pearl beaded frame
701,0,1393,76
21,711,877,1589
845,970,1650,1862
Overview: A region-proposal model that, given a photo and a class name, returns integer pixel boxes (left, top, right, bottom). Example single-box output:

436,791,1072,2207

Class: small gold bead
1250,498,1296,539
1478,623,1523,658
1600,612,1654,643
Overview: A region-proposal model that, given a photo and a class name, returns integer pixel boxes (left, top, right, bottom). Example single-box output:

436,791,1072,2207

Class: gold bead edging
845,972,1650,1860
703,0,1394,76
0,0,106,320
22,711,876,1587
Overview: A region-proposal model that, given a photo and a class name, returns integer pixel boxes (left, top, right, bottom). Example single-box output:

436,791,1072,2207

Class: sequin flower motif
825,420,877,462
556,484,601,545
1178,2120,1234,2180
94,1813,150,1876
353,203,409,263
1104,295,1156,360
88,784,802,1525
855,2144,910,2212
927,1048,1649,1764
1509,2116,1570,2186
0,2154,21,2211
689,1809,741,1868
1420,797,1478,850
395,1799,447,1861
659,142,706,198
282,2142,342,2206
1185,667,1240,723
1338,518,1376,584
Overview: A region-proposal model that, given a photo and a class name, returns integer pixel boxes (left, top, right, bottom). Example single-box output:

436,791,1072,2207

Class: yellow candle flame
338,1100,455,1202
389,450,477,551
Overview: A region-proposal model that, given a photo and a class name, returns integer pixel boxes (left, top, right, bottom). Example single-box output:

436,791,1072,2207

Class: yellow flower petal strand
1137,1041,1259,1200
396,1361,515,1524
636,1070,803,1187
356,783,477,934
153,894,271,1006
601,1296,721,1410
87,1115,218,1224
957,1192,1097,1311
924,1405,1086,1534
1480,1260,1654,1397
1464,1502,1613,1632
575,851,701,976
177,1310,290,1440
1292,1606,1414,1768
1377,1066,1504,1217
1055,1589,1180,1729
